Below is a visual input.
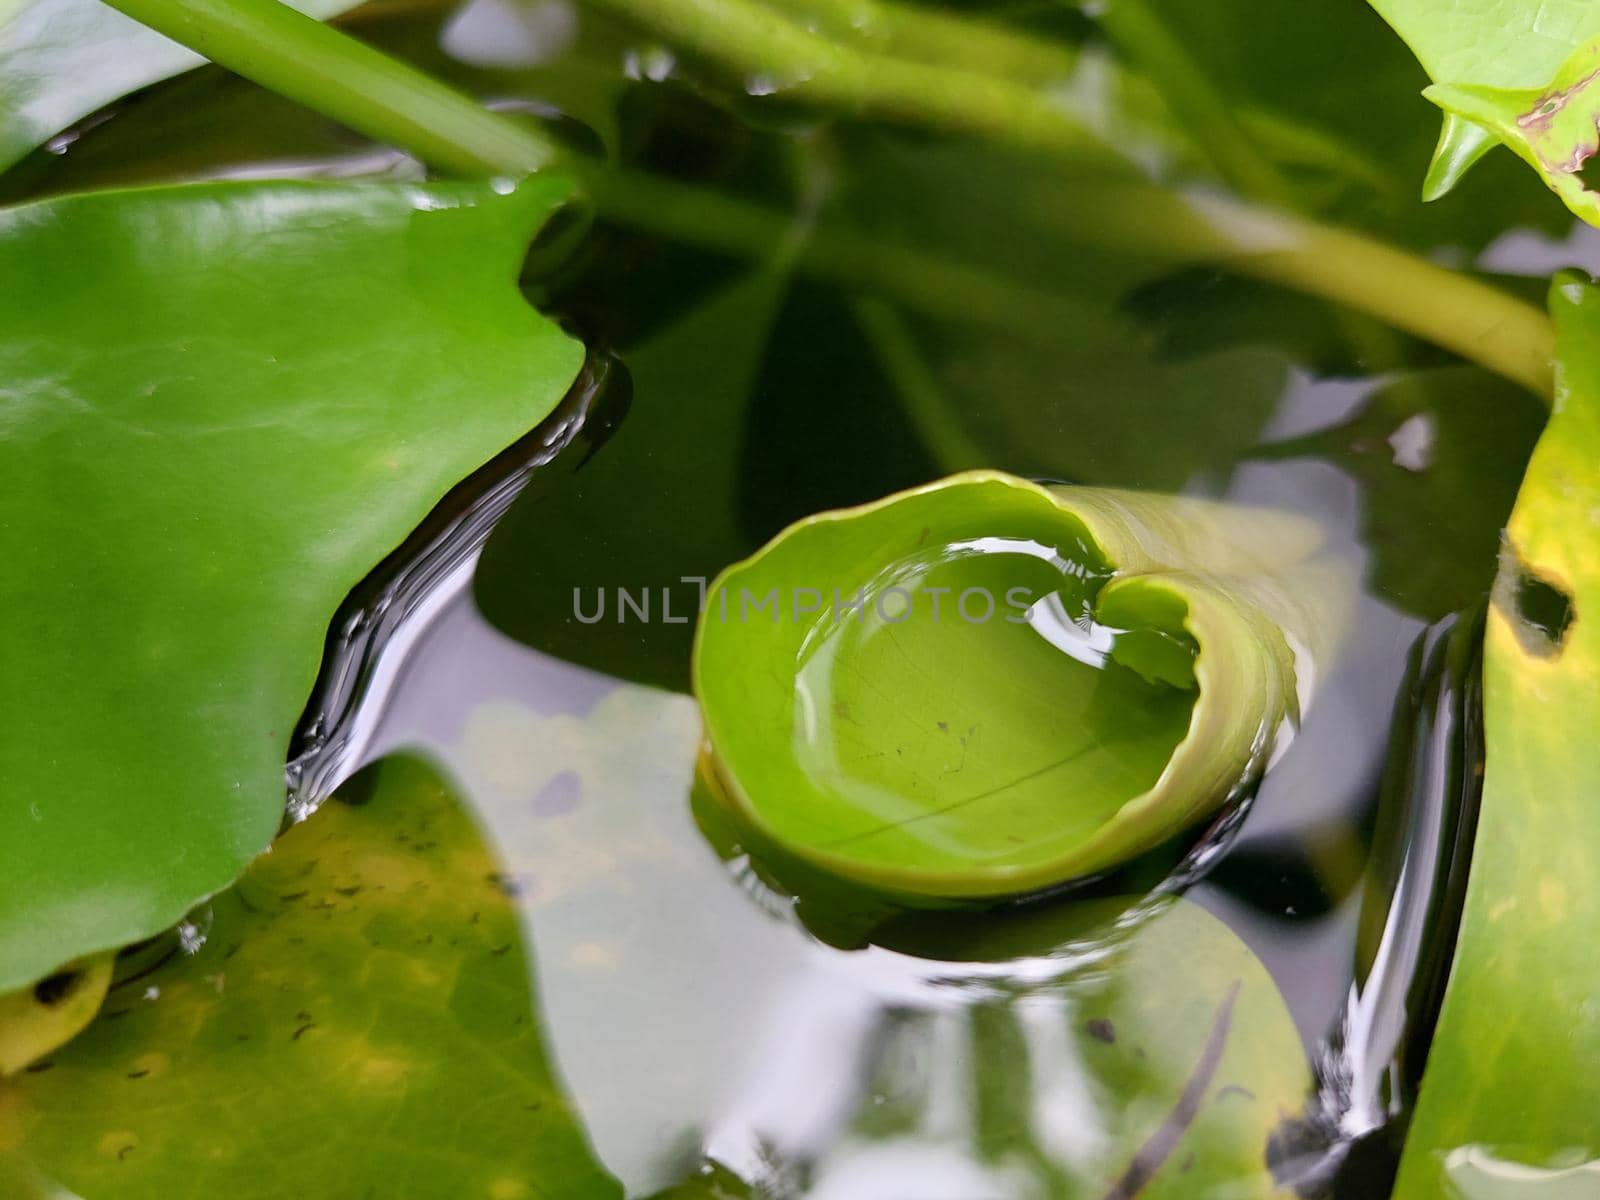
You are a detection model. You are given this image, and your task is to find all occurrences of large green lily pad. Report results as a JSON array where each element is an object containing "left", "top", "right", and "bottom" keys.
[
  {"left": 0, "top": 175, "right": 584, "bottom": 994},
  {"left": 1393, "top": 276, "right": 1600, "bottom": 1194},
  {"left": 694, "top": 471, "right": 1349, "bottom": 900},
  {"left": 0, "top": 754, "right": 622, "bottom": 1199}
]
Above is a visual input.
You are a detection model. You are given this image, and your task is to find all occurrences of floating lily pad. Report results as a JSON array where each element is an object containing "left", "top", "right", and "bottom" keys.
[
  {"left": 0, "top": 755, "right": 622, "bottom": 1199},
  {"left": 1393, "top": 277, "right": 1600, "bottom": 1193},
  {"left": 0, "top": 175, "right": 584, "bottom": 993},
  {"left": 693, "top": 471, "right": 1349, "bottom": 900}
]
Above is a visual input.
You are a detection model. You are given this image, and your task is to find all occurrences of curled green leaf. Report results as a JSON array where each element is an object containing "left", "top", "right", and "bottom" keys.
[
  {"left": 1420, "top": 112, "right": 1498, "bottom": 201},
  {"left": 692, "top": 470, "right": 1348, "bottom": 901}
]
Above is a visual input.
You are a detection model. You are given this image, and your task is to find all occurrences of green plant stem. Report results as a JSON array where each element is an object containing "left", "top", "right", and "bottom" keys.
[
  {"left": 98, "top": 0, "right": 1556, "bottom": 399},
  {"left": 578, "top": 0, "right": 1119, "bottom": 164},
  {"left": 98, "top": 0, "right": 559, "bottom": 177},
  {"left": 577, "top": 163, "right": 1122, "bottom": 342},
  {"left": 1088, "top": 0, "right": 1290, "bottom": 206},
  {"left": 761, "top": 0, "right": 1078, "bottom": 85},
  {"left": 1066, "top": 185, "right": 1556, "bottom": 398},
  {"left": 591, "top": 161, "right": 1554, "bottom": 398}
]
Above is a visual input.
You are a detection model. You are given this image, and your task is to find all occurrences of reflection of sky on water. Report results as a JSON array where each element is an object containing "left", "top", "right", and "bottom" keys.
[{"left": 1196, "top": 370, "right": 1422, "bottom": 1047}]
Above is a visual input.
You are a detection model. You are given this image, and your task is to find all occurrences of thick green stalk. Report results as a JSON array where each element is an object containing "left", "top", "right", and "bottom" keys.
[
  {"left": 596, "top": 166, "right": 1554, "bottom": 397},
  {"left": 98, "top": 0, "right": 558, "bottom": 177},
  {"left": 577, "top": 0, "right": 1119, "bottom": 164},
  {"left": 577, "top": 164, "right": 1122, "bottom": 342},
  {"left": 1056, "top": 184, "right": 1557, "bottom": 398},
  {"left": 762, "top": 0, "right": 1078, "bottom": 85}
]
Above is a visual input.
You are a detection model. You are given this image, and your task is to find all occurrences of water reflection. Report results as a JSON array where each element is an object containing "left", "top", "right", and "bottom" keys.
[
  {"left": 1444, "top": 1148, "right": 1600, "bottom": 1200},
  {"left": 341, "top": 570, "right": 1305, "bottom": 1197}
]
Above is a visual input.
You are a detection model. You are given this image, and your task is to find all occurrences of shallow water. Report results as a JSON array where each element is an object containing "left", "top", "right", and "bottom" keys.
[
  {"left": 2, "top": 0, "right": 1550, "bottom": 1192},
  {"left": 248, "top": 362, "right": 1433, "bottom": 1197}
]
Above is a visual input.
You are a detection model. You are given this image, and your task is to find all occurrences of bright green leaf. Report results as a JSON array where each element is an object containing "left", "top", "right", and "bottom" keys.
[
  {"left": 0, "top": 755, "right": 623, "bottom": 1199},
  {"left": 1367, "top": 0, "right": 1600, "bottom": 198},
  {"left": 1426, "top": 36, "right": 1600, "bottom": 228},
  {"left": 1420, "top": 112, "right": 1497, "bottom": 201},
  {"left": 0, "top": 0, "right": 361, "bottom": 174},
  {"left": 1393, "top": 275, "right": 1600, "bottom": 1195},
  {"left": 0, "top": 176, "right": 585, "bottom": 994},
  {"left": 694, "top": 471, "right": 1350, "bottom": 900}
]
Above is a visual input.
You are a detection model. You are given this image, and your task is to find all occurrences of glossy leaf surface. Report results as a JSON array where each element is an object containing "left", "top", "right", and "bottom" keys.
[
  {"left": 694, "top": 471, "right": 1348, "bottom": 899},
  {"left": 0, "top": 755, "right": 622, "bottom": 1199},
  {"left": 1394, "top": 276, "right": 1600, "bottom": 1195},
  {"left": 0, "top": 176, "right": 584, "bottom": 993},
  {"left": 0, "top": 0, "right": 359, "bottom": 173}
]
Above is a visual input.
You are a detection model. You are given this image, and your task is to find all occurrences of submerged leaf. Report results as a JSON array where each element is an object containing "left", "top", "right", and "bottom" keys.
[
  {"left": 0, "top": 176, "right": 585, "bottom": 993},
  {"left": 0, "top": 755, "right": 622, "bottom": 1199},
  {"left": 1366, "top": 0, "right": 1600, "bottom": 199},
  {"left": 1393, "top": 275, "right": 1600, "bottom": 1194},
  {"left": 435, "top": 676, "right": 1310, "bottom": 1198},
  {"left": 1258, "top": 367, "right": 1546, "bottom": 620},
  {"left": 849, "top": 897, "right": 1311, "bottom": 1199},
  {"left": 0, "top": 0, "right": 359, "bottom": 173},
  {"left": 477, "top": 266, "right": 790, "bottom": 693},
  {"left": 693, "top": 471, "right": 1349, "bottom": 900}
]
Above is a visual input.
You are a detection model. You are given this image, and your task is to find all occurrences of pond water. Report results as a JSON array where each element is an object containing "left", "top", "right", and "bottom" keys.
[
  {"left": 2, "top": 0, "right": 1570, "bottom": 1194},
  {"left": 283, "top": 361, "right": 1436, "bottom": 1198}
]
